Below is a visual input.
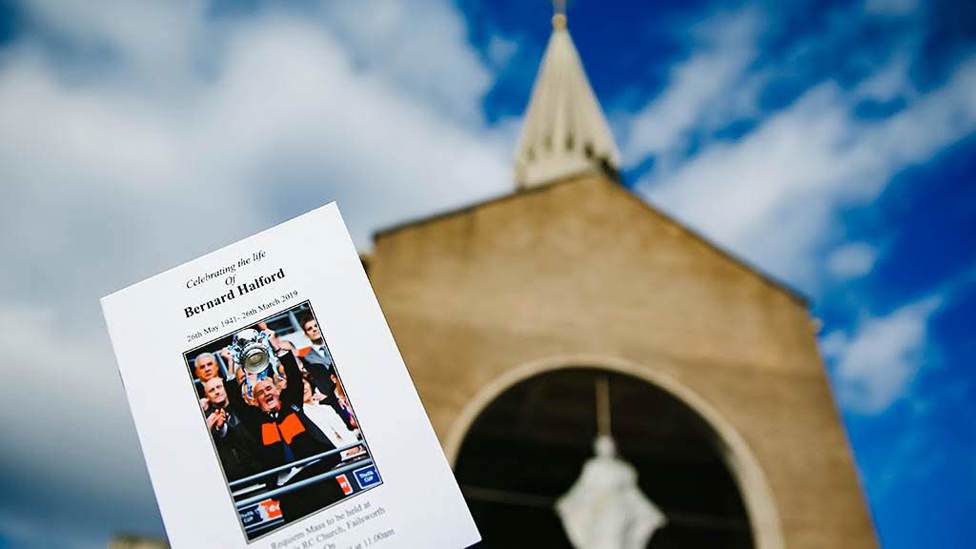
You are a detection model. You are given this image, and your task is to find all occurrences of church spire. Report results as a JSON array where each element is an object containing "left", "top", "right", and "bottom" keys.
[{"left": 514, "top": 4, "right": 620, "bottom": 190}]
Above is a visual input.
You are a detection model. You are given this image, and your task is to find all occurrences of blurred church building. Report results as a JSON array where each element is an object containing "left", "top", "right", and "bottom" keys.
[{"left": 366, "top": 9, "right": 877, "bottom": 549}]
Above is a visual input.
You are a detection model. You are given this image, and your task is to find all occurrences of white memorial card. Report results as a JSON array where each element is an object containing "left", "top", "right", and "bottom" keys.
[{"left": 101, "top": 203, "right": 480, "bottom": 549}]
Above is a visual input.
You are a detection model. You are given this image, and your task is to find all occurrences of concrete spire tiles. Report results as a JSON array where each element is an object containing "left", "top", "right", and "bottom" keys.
[{"left": 514, "top": 14, "right": 620, "bottom": 190}]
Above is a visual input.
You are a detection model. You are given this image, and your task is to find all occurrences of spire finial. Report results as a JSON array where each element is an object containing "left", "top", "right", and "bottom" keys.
[{"left": 552, "top": 0, "right": 567, "bottom": 30}]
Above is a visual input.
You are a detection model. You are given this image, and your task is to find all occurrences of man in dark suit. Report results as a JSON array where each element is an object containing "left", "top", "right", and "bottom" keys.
[
  {"left": 298, "top": 316, "right": 357, "bottom": 431},
  {"left": 299, "top": 317, "right": 334, "bottom": 375},
  {"left": 202, "top": 377, "right": 262, "bottom": 481}
]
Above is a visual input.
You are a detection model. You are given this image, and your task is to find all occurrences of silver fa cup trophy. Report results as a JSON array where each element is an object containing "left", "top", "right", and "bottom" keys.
[{"left": 228, "top": 328, "right": 277, "bottom": 377}]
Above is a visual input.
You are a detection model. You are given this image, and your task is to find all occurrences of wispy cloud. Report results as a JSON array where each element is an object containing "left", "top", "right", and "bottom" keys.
[
  {"left": 821, "top": 296, "right": 942, "bottom": 413},
  {"left": 623, "top": 8, "right": 762, "bottom": 165},
  {"left": 864, "top": 0, "right": 921, "bottom": 17},
  {"left": 827, "top": 242, "right": 879, "bottom": 280},
  {"left": 627, "top": 20, "right": 976, "bottom": 289},
  {"left": 314, "top": 0, "right": 496, "bottom": 125}
]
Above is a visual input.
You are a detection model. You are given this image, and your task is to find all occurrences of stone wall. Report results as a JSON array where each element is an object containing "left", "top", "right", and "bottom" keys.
[{"left": 368, "top": 174, "right": 876, "bottom": 548}]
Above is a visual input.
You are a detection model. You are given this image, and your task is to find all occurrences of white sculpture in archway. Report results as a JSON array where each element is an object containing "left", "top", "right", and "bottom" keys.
[
  {"left": 555, "top": 378, "right": 666, "bottom": 549},
  {"left": 445, "top": 356, "right": 784, "bottom": 549}
]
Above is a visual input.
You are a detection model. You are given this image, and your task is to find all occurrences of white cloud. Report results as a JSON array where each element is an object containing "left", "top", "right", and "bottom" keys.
[
  {"left": 827, "top": 242, "right": 879, "bottom": 279},
  {"left": 855, "top": 51, "right": 915, "bottom": 102},
  {"left": 0, "top": 306, "right": 162, "bottom": 544},
  {"left": 15, "top": 0, "right": 208, "bottom": 90},
  {"left": 822, "top": 296, "right": 942, "bottom": 413},
  {"left": 0, "top": 0, "right": 511, "bottom": 543},
  {"left": 623, "top": 9, "right": 762, "bottom": 164},
  {"left": 633, "top": 53, "right": 976, "bottom": 288},
  {"left": 314, "top": 0, "right": 495, "bottom": 125},
  {"left": 864, "top": 0, "right": 921, "bottom": 17},
  {"left": 487, "top": 35, "right": 519, "bottom": 69}
]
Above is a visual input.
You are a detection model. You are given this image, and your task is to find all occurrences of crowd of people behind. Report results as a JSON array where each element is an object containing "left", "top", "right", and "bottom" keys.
[{"left": 191, "top": 315, "right": 365, "bottom": 525}]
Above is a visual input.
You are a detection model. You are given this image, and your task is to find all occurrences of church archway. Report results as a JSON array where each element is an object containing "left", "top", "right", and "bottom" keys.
[{"left": 447, "top": 357, "right": 783, "bottom": 549}]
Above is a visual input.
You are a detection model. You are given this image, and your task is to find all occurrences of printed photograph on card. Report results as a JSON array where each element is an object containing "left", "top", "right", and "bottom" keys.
[
  {"left": 184, "top": 300, "right": 381, "bottom": 542},
  {"left": 101, "top": 203, "right": 479, "bottom": 548}
]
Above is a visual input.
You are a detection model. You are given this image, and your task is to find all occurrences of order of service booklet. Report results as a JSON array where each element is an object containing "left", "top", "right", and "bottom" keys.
[{"left": 101, "top": 203, "right": 480, "bottom": 549}]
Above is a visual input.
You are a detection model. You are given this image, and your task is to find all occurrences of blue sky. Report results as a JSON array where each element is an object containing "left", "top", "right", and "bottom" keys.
[{"left": 0, "top": 0, "right": 973, "bottom": 547}]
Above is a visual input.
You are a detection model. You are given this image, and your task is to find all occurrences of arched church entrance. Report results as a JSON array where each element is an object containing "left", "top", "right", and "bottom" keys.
[{"left": 452, "top": 365, "right": 766, "bottom": 548}]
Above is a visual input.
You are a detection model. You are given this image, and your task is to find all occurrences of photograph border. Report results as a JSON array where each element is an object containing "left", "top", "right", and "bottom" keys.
[{"left": 181, "top": 299, "right": 382, "bottom": 544}]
